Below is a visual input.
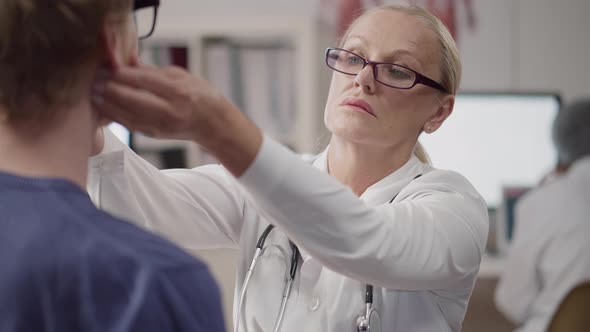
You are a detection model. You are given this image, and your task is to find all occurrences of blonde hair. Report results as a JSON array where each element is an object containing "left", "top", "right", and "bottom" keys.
[
  {"left": 0, "top": 0, "right": 132, "bottom": 122},
  {"left": 339, "top": 4, "right": 462, "bottom": 164}
]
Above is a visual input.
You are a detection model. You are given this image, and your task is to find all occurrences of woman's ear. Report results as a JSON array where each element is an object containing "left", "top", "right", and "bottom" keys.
[{"left": 423, "top": 94, "right": 454, "bottom": 133}]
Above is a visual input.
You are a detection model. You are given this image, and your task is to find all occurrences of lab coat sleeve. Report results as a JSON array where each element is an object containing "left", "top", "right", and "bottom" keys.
[
  {"left": 494, "top": 196, "right": 542, "bottom": 324},
  {"left": 495, "top": 190, "right": 590, "bottom": 325},
  {"left": 535, "top": 227, "right": 590, "bottom": 316},
  {"left": 239, "top": 137, "right": 489, "bottom": 290},
  {"left": 87, "top": 129, "right": 244, "bottom": 250}
]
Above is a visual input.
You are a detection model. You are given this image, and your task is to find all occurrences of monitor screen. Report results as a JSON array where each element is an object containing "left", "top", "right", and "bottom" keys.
[
  {"left": 420, "top": 93, "right": 560, "bottom": 207},
  {"left": 107, "top": 122, "right": 131, "bottom": 147}
]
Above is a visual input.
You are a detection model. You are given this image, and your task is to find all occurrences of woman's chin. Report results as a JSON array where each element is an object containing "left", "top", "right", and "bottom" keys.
[{"left": 330, "top": 128, "right": 379, "bottom": 146}]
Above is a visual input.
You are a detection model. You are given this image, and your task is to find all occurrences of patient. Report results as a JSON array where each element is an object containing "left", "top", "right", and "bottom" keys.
[{"left": 0, "top": 1, "right": 224, "bottom": 330}]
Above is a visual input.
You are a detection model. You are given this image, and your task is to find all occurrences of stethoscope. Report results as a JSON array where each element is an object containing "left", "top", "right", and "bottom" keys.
[
  {"left": 235, "top": 224, "right": 379, "bottom": 332},
  {"left": 235, "top": 224, "right": 299, "bottom": 332},
  {"left": 235, "top": 174, "right": 422, "bottom": 332}
]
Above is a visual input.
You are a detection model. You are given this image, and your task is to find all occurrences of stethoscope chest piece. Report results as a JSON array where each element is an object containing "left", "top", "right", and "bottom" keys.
[
  {"left": 356, "top": 306, "right": 381, "bottom": 332},
  {"left": 356, "top": 284, "right": 381, "bottom": 332}
]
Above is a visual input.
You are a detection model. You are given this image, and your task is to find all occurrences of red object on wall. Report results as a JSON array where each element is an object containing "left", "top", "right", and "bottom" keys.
[
  {"left": 169, "top": 47, "right": 188, "bottom": 69},
  {"left": 427, "top": 0, "right": 457, "bottom": 37},
  {"left": 418, "top": 0, "right": 477, "bottom": 45},
  {"left": 336, "top": 0, "right": 383, "bottom": 37},
  {"left": 328, "top": 0, "right": 476, "bottom": 45}
]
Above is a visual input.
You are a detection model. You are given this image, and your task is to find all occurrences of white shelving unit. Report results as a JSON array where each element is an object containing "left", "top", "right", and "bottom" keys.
[{"left": 135, "top": 16, "right": 331, "bottom": 167}]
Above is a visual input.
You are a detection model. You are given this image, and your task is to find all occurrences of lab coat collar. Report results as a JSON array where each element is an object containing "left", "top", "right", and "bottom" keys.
[
  {"left": 311, "top": 146, "right": 427, "bottom": 204},
  {"left": 311, "top": 147, "right": 329, "bottom": 172}
]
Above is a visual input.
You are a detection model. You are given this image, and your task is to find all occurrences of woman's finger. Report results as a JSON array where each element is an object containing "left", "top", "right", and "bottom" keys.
[
  {"left": 94, "top": 97, "right": 165, "bottom": 138},
  {"left": 162, "top": 65, "right": 190, "bottom": 79},
  {"left": 92, "top": 94, "right": 140, "bottom": 131},
  {"left": 93, "top": 80, "right": 170, "bottom": 128},
  {"left": 111, "top": 65, "right": 183, "bottom": 100}
]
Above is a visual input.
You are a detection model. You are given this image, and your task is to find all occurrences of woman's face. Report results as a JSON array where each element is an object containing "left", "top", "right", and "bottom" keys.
[{"left": 324, "top": 10, "right": 449, "bottom": 149}]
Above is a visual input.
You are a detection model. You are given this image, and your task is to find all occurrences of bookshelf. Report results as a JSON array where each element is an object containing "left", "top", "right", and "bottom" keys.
[{"left": 134, "top": 16, "right": 331, "bottom": 167}]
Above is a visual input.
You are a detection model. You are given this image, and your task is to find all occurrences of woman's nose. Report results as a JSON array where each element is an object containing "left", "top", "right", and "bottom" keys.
[{"left": 353, "top": 64, "right": 376, "bottom": 94}]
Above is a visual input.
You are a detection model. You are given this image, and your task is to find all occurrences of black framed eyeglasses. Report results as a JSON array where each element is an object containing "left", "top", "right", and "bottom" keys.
[
  {"left": 133, "top": 0, "right": 160, "bottom": 40},
  {"left": 325, "top": 48, "right": 447, "bottom": 93}
]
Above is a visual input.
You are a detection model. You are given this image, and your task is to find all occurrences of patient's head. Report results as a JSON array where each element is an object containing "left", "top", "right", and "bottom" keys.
[
  {"left": 0, "top": 0, "right": 136, "bottom": 124},
  {"left": 553, "top": 98, "right": 590, "bottom": 166}
]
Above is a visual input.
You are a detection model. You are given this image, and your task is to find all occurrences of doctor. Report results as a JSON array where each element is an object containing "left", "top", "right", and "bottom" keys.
[{"left": 90, "top": 4, "right": 488, "bottom": 332}]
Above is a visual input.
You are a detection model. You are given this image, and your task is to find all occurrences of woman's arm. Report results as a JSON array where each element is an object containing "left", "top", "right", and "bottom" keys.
[
  {"left": 238, "top": 137, "right": 489, "bottom": 290},
  {"left": 92, "top": 65, "right": 488, "bottom": 288},
  {"left": 88, "top": 128, "right": 245, "bottom": 250}
]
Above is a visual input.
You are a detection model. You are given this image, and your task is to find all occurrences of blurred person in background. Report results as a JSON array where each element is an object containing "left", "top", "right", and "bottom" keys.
[
  {"left": 495, "top": 98, "right": 590, "bottom": 332},
  {"left": 0, "top": 0, "right": 225, "bottom": 331}
]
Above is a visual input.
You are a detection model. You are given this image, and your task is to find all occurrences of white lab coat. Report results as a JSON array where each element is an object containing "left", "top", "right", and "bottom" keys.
[
  {"left": 495, "top": 156, "right": 590, "bottom": 332},
  {"left": 88, "top": 130, "right": 488, "bottom": 332}
]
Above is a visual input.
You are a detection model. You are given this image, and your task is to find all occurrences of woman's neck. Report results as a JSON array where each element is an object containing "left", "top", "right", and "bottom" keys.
[
  {"left": 327, "top": 136, "right": 415, "bottom": 196},
  {"left": 0, "top": 99, "right": 96, "bottom": 189}
]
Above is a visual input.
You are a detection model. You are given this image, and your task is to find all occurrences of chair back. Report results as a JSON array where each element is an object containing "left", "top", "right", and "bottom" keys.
[{"left": 547, "top": 281, "right": 590, "bottom": 332}]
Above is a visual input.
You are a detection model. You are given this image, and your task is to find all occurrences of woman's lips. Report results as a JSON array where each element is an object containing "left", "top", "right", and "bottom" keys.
[{"left": 340, "top": 98, "right": 376, "bottom": 117}]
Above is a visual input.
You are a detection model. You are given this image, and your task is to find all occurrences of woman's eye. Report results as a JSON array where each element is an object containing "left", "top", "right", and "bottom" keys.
[
  {"left": 387, "top": 67, "right": 411, "bottom": 80},
  {"left": 346, "top": 55, "right": 363, "bottom": 65}
]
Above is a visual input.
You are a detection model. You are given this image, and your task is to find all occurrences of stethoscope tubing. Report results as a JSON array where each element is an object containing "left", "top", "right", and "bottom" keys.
[
  {"left": 235, "top": 225, "right": 276, "bottom": 332},
  {"left": 235, "top": 225, "right": 300, "bottom": 332},
  {"left": 236, "top": 173, "right": 422, "bottom": 332}
]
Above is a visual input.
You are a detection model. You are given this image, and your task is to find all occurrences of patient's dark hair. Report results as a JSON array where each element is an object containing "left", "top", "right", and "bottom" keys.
[{"left": 0, "top": 0, "right": 132, "bottom": 122}]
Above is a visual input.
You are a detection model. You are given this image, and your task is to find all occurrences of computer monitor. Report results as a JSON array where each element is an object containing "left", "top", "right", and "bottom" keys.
[
  {"left": 107, "top": 122, "right": 132, "bottom": 147},
  {"left": 420, "top": 92, "right": 561, "bottom": 208}
]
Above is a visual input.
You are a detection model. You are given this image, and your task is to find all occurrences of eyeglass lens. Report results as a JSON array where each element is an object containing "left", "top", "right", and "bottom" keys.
[{"left": 326, "top": 49, "right": 418, "bottom": 89}]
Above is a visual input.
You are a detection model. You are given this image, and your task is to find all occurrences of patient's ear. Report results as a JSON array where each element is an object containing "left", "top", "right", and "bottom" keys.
[
  {"left": 100, "top": 14, "right": 141, "bottom": 71},
  {"left": 99, "top": 15, "right": 126, "bottom": 71}
]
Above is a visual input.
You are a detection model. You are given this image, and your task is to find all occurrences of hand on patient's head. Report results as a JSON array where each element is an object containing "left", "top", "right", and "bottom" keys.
[{"left": 91, "top": 62, "right": 235, "bottom": 144}]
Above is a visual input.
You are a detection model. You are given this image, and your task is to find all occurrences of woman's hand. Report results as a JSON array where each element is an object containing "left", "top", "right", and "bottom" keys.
[
  {"left": 91, "top": 64, "right": 262, "bottom": 176},
  {"left": 93, "top": 64, "right": 226, "bottom": 142}
]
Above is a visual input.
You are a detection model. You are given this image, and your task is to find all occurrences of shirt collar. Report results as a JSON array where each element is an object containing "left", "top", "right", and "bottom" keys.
[
  {"left": 312, "top": 146, "right": 428, "bottom": 204},
  {"left": 0, "top": 170, "right": 85, "bottom": 194}
]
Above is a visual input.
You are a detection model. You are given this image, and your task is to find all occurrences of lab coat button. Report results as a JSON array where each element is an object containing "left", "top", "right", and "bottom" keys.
[{"left": 308, "top": 297, "right": 320, "bottom": 311}]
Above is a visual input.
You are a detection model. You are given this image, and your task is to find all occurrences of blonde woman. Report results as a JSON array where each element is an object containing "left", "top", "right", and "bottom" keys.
[{"left": 91, "top": 5, "right": 488, "bottom": 332}]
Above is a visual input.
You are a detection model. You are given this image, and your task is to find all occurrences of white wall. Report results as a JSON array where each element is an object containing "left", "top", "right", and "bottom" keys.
[
  {"left": 517, "top": 0, "right": 590, "bottom": 101},
  {"left": 459, "top": 0, "right": 516, "bottom": 90},
  {"left": 157, "top": 0, "right": 316, "bottom": 23},
  {"left": 459, "top": 0, "right": 590, "bottom": 101},
  {"left": 156, "top": 0, "right": 590, "bottom": 102}
]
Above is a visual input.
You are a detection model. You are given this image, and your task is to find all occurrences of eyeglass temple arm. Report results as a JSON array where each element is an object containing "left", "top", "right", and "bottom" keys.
[
  {"left": 137, "top": 5, "right": 159, "bottom": 40},
  {"left": 416, "top": 74, "right": 447, "bottom": 93},
  {"left": 134, "top": 0, "right": 160, "bottom": 10}
]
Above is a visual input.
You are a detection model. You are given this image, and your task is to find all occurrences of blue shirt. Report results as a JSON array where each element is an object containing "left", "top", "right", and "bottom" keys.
[{"left": 0, "top": 171, "right": 225, "bottom": 332}]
